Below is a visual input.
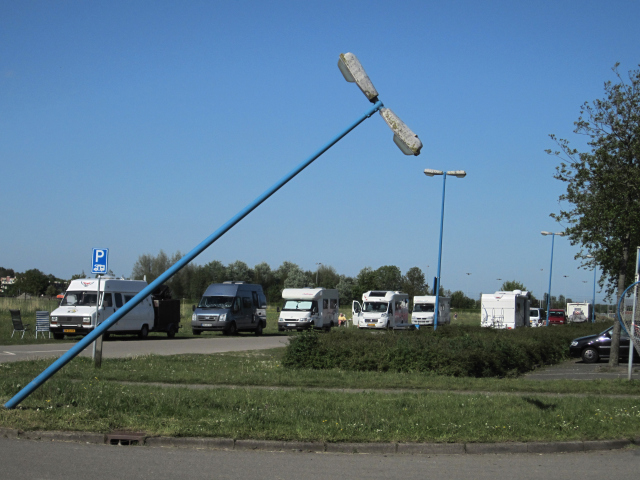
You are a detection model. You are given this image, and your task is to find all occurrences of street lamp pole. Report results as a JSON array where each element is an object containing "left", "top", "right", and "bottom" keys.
[
  {"left": 316, "top": 262, "right": 322, "bottom": 286},
  {"left": 541, "top": 231, "right": 565, "bottom": 326},
  {"left": 424, "top": 169, "right": 466, "bottom": 330},
  {"left": 586, "top": 255, "right": 597, "bottom": 323}
]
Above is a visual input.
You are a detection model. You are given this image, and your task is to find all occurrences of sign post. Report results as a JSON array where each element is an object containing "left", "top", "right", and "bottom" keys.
[{"left": 91, "top": 249, "right": 108, "bottom": 368}]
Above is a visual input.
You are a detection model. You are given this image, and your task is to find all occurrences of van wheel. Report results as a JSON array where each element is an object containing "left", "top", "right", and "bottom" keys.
[
  {"left": 227, "top": 321, "right": 238, "bottom": 336},
  {"left": 167, "top": 325, "right": 178, "bottom": 339},
  {"left": 192, "top": 329, "right": 201, "bottom": 335},
  {"left": 255, "top": 322, "right": 263, "bottom": 336},
  {"left": 139, "top": 324, "right": 149, "bottom": 339},
  {"left": 103, "top": 332, "right": 110, "bottom": 341}
]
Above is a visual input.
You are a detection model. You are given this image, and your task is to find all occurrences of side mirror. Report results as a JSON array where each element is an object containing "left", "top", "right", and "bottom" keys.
[
  {"left": 277, "top": 307, "right": 280, "bottom": 312},
  {"left": 192, "top": 305, "right": 196, "bottom": 312}
]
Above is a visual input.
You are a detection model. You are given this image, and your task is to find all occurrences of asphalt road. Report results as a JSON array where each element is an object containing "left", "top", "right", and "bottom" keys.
[
  {"left": 0, "top": 335, "right": 289, "bottom": 364},
  {"left": 2, "top": 437, "right": 639, "bottom": 480}
]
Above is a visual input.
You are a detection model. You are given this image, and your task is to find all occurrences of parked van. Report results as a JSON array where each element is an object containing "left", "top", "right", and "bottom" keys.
[
  {"left": 481, "top": 290, "right": 530, "bottom": 329},
  {"left": 278, "top": 288, "right": 339, "bottom": 331},
  {"left": 50, "top": 278, "right": 180, "bottom": 339},
  {"left": 192, "top": 282, "right": 267, "bottom": 335},
  {"left": 529, "top": 307, "right": 546, "bottom": 327},
  {"left": 411, "top": 295, "right": 450, "bottom": 326},
  {"left": 352, "top": 290, "right": 409, "bottom": 329}
]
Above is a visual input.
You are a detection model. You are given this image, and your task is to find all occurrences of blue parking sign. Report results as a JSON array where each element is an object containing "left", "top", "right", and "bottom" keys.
[{"left": 92, "top": 248, "right": 109, "bottom": 274}]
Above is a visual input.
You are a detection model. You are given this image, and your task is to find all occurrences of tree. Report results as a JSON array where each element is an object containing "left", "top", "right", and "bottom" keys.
[
  {"left": 500, "top": 280, "right": 527, "bottom": 292},
  {"left": 283, "top": 266, "right": 311, "bottom": 288},
  {"left": 401, "top": 267, "right": 427, "bottom": 302},
  {"left": 336, "top": 275, "right": 355, "bottom": 305},
  {"left": 375, "top": 265, "right": 402, "bottom": 291},
  {"left": 450, "top": 290, "right": 475, "bottom": 309},
  {"left": 352, "top": 267, "right": 377, "bottom": 300},
  {"left": 547, "top": 64, "right": 640, "bottom": 365},
  {"left": 316, "top": 264, "right": 340, "bottom": 289},
  {"left": 12, "top": 269, "right": 50, "bottom": 296}
]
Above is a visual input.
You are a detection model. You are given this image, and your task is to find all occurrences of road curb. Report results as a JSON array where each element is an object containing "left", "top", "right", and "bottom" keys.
[{"left": 2, "top": 427, "right": 637, "bottom": 455}]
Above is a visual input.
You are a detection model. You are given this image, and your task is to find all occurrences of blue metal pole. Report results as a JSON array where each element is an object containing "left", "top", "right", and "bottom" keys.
[
  {"left": 545, "top": 234, "right": 555, "bottom": 327},
  {"left": 592, "top": 263, "right": 597, "bottom": 323},
  {"left": 434, "top": 172, "right": 447, "bottom": 331},
  {"left": 5, "top": 100, "right": 384, "bottom": 409}
]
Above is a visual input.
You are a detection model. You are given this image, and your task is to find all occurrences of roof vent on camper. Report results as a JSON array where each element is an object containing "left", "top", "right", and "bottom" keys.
[
  {"left": 370, "top": 291, "right": 387, "bottom": 297},
  {"left": 223, "top": 281, "right": 246, "bottom": 284}
]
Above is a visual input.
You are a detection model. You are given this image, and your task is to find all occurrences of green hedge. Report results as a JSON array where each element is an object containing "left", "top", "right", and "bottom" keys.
[{"left": 282, "top": 323, "right": 611, "bottom": 378}]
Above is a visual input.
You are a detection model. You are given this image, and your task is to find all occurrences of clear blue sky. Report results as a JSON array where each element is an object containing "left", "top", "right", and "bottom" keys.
[{"left": 2, "top": 0, "right": 639, "bottom": 303}]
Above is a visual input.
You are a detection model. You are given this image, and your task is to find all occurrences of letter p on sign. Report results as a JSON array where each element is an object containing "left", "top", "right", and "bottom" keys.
[{"left": 92, "top": 248, "right": 109, "bottom": 274}]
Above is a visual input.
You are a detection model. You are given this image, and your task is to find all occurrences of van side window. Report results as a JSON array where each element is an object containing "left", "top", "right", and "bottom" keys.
[
  {"left": 259, "top": 294, "right": 267, "bottom": 307},
  {"left": 330, "top": 299, "right": 337, "bottom": 309},
  {"left": 323, "top": 299, "right": 329, "bottom": 309},
  {"left": 124, "top": 295, "right": 134, "bottom": 303},
  {"left": 114, "top": 293, "right": 124, "bottom": 308},
  {"left": 252, "top": 292, "right": 259, "bottom": 307},
  {"left": 243, "top": 297, "right": 252, "bottom": 309},
  {"left": 102, "top": 293, "right": 113, "bottom": 307}
]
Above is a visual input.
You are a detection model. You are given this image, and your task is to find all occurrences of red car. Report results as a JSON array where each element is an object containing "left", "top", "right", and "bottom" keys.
[{"left": 548, "top": 309, "right": 567, "bottom": 325}]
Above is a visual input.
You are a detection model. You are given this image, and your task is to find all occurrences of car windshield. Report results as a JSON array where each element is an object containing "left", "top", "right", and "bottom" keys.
[
  {"left": 413, "top": 304, "right": 434, "bottom": 312},
  {"left": 530, "top": 310, "right": 540, "bottom": 316},
  {"left": 282, "top": 300, "right": 314, "bottom": 311},
  {"left": 61, "top": 291, "right": 98, "bottom": 307},
  {"left": 363, "top": 302, "right": 389, "bottom": 313},
  {"left": 549, "top": 311, "right": 564, "bottom": 317},
  {"left": 198, "top": 296, "right": 234, "bottom": 308}
]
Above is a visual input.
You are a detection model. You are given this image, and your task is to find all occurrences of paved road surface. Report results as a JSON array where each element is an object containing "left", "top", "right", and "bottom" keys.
[
  {"left": 0, "top": 335, "right": 289, "bottom": 364},
  {"left": 524, "top": 358, "right": 640, "bottom": 380},
  {"left": 2, "top": 437, "right": 639, "bottom": 480}
]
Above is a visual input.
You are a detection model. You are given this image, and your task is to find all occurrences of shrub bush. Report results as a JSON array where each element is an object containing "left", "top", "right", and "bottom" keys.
[{"left": 282, "top": 323, "right": 611, "bottom": 377}]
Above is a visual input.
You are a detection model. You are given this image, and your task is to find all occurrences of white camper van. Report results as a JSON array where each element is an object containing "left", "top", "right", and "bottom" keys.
[
  {"left": 411, "top": 295, "right": 451, "bottom": 326},
  {"left": 481, "top": 290, "right": 530, "bottom": 329},
  {"left": 278, "top": 288, "right": 339, "bottom": 331},
  {"left": 567, "top": 302, "right": 592, "bottom": 323},
  {"left": 352, "top": 290, "right": 409, "bottom": 329},
  {"left": 49, "top": 278, "right": 178, "bottom": 339}
]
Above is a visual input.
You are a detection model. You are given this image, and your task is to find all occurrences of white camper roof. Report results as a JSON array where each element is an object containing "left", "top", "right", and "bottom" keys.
[
  {"left": 362, "top": 290, "right": 408, "bottom": 302},
  {"left": 413, "top": 295, "right": 449, "bottom": 303},
  {"left": 282, "top": 288, "right": 337, "bottom": 300},
  {"left": 67, "top": 278, "right": 148, "bottom": 293}
]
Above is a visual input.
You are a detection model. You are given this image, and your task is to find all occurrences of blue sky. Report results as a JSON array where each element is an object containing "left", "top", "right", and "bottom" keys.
[{"left": 2, "top": 0, "right": 639, "bottom": 303}]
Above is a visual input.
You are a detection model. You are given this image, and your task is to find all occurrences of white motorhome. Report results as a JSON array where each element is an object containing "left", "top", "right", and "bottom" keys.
[
  {"left": 352, "top": 290, "right": 409, "bottom": 329},
  {"left": 567, "top": 302, "right": 592, "bottom": 323},
  {"left": 481, "top": 290, "right": 530, "bottom": 329},
  {"left": 50, "top": 278, "right": 162, "bottom": 339},
  {"left": 411, "top": 295, "right": 450, "bottom": 326},
  {"left": 278, "top": 288, "right": 339, "bottom": 331}
]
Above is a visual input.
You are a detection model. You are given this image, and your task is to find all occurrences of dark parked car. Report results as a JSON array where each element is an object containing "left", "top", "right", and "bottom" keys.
[
  {"left": 569, "top": 326, "right": 638, "bottom": 363},
  {"left": 548, "top": 309, "right": 567, "bottom": 325}
]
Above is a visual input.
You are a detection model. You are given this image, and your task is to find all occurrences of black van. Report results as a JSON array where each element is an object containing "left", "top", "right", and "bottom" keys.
[{"left": 192, "top": 282, "right": 267, "bottom": 335}]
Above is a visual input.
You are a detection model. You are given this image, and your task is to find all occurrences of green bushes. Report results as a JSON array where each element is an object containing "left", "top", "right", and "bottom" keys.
[{"left": 282, "top": 323, "right": 611, "bottom": 378}]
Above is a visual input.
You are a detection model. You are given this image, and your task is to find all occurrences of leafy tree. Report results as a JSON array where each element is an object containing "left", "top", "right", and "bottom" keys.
[
  {"left": 12, "top": 269, "right": 50, "bottom": 296},
  {"left": 401, "top": 267, "right": 427, "bottom": 303},
  {"left": 336, "top": 275, "right": 355, "bottom": 305},
  {"left": 352, "top": 267, "right": 377, "bottom": 300},
  {"left": 45, "top": 284, "right": 59, "bottom": 297},
  {"left": 375, "top": 265, "right": 403, "bottom": 291},
  {"left": 283, "top": 266, "right": 311, "bottom": 288},
  {"left": 227, "top": 260, "right": 252, "bottom": 282},
  {"left": 500, "top": 280, "right": 528, "bottom": 292},
  {"left": 547, "top": 64, "right": 640, "bottom": 365},
  {"left": 131, "top": 250, "right": 170, "bottom": 283},
  {"left": 316, "top": 264, "right": 340, "bottom": 289},
  {"left": 70, "top": 271, "right": 86, "bottom": 280},
  {"left": 450, "top": 290, "right": 475, "bottom": 309},
  {"left": 0, "top": 267, "right": 15, "bottom": 277}
]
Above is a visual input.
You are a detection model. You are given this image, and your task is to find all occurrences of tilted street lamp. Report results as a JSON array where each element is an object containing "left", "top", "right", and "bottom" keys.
[
  {"left": 424, "top": 169, "right": 466, "bottom": 330},
  {"left": 6, "top": 53, "right": 423, "bottom": 409},
  {"left": 541, "top": 231, "right": 565, "bottom": 326}
]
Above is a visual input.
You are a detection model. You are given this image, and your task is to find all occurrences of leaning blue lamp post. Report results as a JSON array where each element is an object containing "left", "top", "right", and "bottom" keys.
[
  {"left": 541, "top": 231, "right": 565, "bottom": 326},
  {"left": 424, "top": 169, "right": 466, "bottom": 330},
  {"left": 5, "top": 53, "right": 423, "bottom": 409}
]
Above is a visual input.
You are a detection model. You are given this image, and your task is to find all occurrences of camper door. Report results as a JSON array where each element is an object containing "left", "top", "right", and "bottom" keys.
[{"left": 352, "top": 300, "right": 362, "bottom": 325}]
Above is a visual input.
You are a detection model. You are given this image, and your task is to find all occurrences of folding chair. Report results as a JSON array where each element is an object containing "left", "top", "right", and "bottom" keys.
[
  {"left": 35, "top": 311, "right": 51, "bottom": 339},
  {"left": 10, "top": 309, "right": 31, "bottom": 338}
]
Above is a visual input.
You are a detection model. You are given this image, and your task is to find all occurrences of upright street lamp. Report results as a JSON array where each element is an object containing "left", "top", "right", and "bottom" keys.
[
  {"left": 586, "top": 254, "right": 597, "bottom": 323},
  {"left": 541, "top": 231, "right": 565, "bottom": 326},
  {"left": 424, "top": 169, "right": 466, "bottom": 330},
  {"left": 315, "top": 262, "right": 322, "bottom": 286},
  {"left": 6, "top": 52, "right": 423, "bottom": 410}
]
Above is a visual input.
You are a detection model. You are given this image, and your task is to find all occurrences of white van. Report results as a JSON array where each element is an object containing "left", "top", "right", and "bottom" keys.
[
  {"left": 567, "top": 302, "right": 592, "bottom": 323},
  {"left": 411, "top": 295, "right": 450, "bottom": 326},
  {"left": 50, "top": 278, "right": 156, "bottom": 340},
  {"left": 481, "top": 290, "right": 530, "bottom": 329},
  {"left": 278, "top": 288, "right": 339, "bottom": 331},
  {"left": 352, "top": 290, "right": 409, "bottom": 329}
]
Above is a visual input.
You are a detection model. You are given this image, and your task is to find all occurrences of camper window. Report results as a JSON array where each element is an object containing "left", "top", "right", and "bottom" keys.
[
  {"left": 101, "top": 293, "right": 113, "bottom": 307},
  {"left": 114, "top": 293, "right": 124, "bottom": 308},
  {"left": 243, "top": 297, "right": 252, "bottom": 309},
  {"left": 323, "top": 299, "right": 329, "bottom": 309},
  {"left": 61, "top": 291, "right": 98, "bottom": 307},
  {"left": 363, "top": 302, "right": 388, "bottom": 313},
  {"left": 252, "top": 292, "right": 259, "bottom": 307},
  {"left": 283, "top": 300, "right": 316, "bottom": 311},
  {"left": 232, "top": 298, "right": 241, "bottom": 313},
  {"left": 330, "top": 299, "right": 338, "bottom": 309},
  {"left": 198, "top": 296, "right": 234, "bottom": 309}
]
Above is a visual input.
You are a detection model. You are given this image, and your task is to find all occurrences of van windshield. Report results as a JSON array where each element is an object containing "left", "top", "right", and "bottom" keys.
[
  {"left": 363, "top": 302, "right": 389, "bottom": 313},
  {"left": 283, "top": 300, "right": 315, "bottom": 311},
  {"left": 413, "top": 303, "right": 434, "bottom": 312},
  {"left": 61, "top": 291, "right": 98, "bottom": 307},
  {"left": 549, "top": 311, "right": 564, "bottom": 317},
  {"left": 198, "top": 296, "right": 234, "bottom": 309}
]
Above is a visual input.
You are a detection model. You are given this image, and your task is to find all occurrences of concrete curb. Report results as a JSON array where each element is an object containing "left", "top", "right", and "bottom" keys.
[{"left": 1, "top": 427, "right": 636, "bottom": 455}]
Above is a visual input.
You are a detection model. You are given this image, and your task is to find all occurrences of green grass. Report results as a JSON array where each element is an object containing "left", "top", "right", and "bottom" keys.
[{"left": 2, "top": 347, "right": 640, "bottom": 442}]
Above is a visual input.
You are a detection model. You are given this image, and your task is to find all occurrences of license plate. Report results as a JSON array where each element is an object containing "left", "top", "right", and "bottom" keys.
[
  {"left": 63, "top": 329, "right": 76, "bottom": 333},
  {"left": 367, "top": 323, "right": 375, "bottom": 327},
  {"left": 201, "top": 323, "right": 212, "bottom": 327},
  {"left": 287, "top": 323, "right": 296, "bottom": 327}
]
